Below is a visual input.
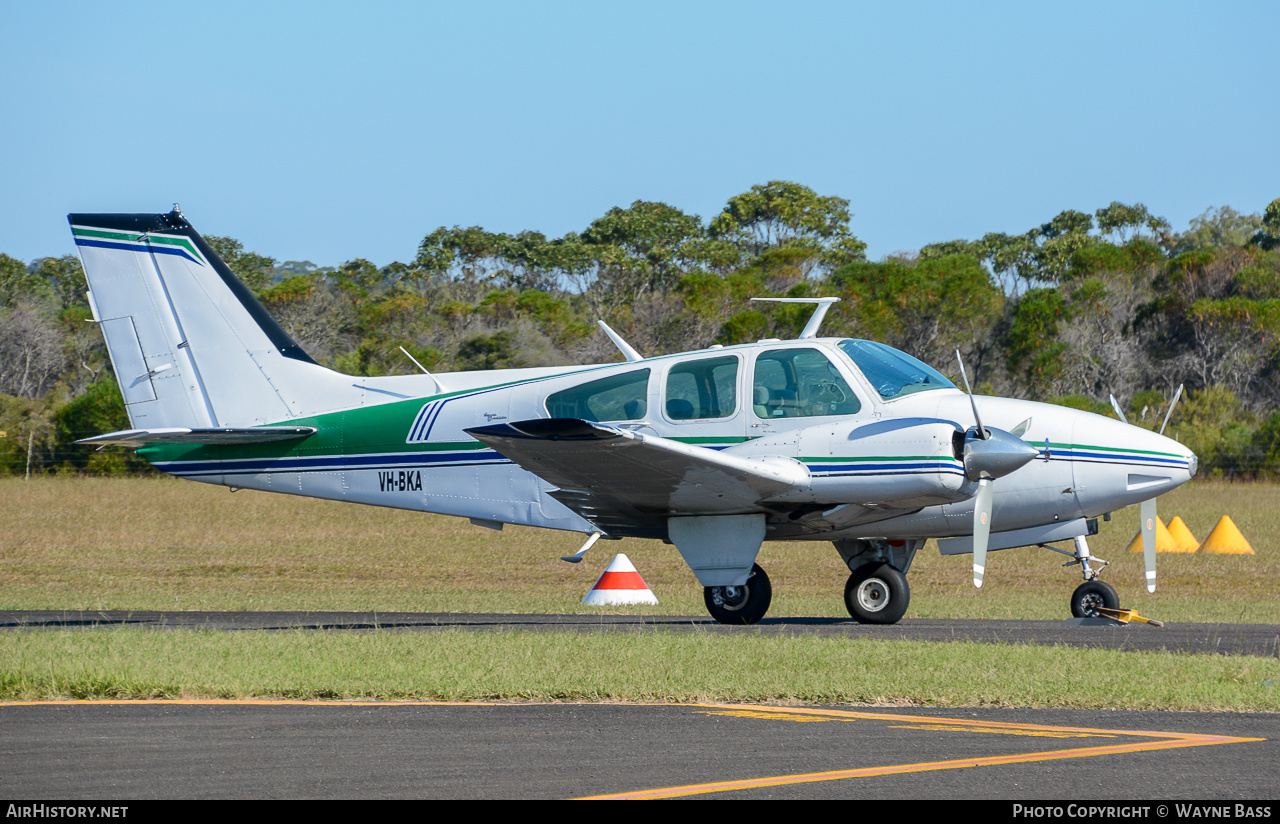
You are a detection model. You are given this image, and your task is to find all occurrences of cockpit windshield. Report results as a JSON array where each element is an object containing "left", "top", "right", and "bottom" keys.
[{"left": 836, "top": 340, "right": 956, "bottom": 400}]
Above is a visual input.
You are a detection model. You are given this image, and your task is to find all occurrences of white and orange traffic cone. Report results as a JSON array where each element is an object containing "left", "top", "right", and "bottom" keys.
[{"left": 581, "top": 554, "right": 658, "bottom": 605}]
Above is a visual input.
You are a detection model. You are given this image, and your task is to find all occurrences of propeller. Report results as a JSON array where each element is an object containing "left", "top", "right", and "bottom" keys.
[
  {"left": 1110, "top": 384, "right": 1183, "bottom": 594},
  {"left": 1158, "top": 384, "right": 1184, "bottom": 436},
  {"left": 955, "top": 351, "right": 1040, "bottom": 587},
  {"left": 1111, "top": 391, "right": 1155, "bottom": 591},
  {"left": 1109, "top": 394, "right": 1128, "bottom": 424},
  {"left": 1136, "top": 383, "right": 1181, "bottom": 593},
  {"left": 1140, "top": 499, "right": 1157, "bottom": 593}
]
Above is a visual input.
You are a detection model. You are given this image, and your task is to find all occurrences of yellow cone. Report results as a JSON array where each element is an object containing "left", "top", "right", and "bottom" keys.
[
  {"left": 1199, "top": 515, "right": 1255, "bottom": 555},
  {"left": 1126, "top": 517, "right": 1181, "bottom": 553},
  {"left": 1166, "top": 516, "right": 1201, "bottom": 553}
]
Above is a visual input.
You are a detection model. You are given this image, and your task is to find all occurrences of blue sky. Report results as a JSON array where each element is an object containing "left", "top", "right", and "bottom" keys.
[{"left": 3, "top": 1, "right": 1276, "bottom": 268}]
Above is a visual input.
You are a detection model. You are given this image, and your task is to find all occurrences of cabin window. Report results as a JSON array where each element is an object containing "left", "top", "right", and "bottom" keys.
[
  {"left": 664, "top": 356, "right": 738, "bottom": 420},
  {"left": 837, "top": 339, "right": 955, "bottom": 399},
  {"left": 752, "top": 348, "right": 861, "bottom": 418},
  {"left": 545, "top": 369, "right": 650, "bottom": 421}
]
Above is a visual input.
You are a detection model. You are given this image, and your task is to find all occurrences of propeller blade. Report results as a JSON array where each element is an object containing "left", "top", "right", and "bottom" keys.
[
  {"left": 1140, "top": 499, "right": 1157, "bottom": 593},
  {"left": 954, "top": 349, "right": 987, "bottom": 439},
  {"left": 1158, "top": 384, "right": 1184, "bottom": 436},
  {"left": 1109, "top": 394, "right": 1128, "bottom": 424},
  {"left": 972, "top": 479, "right": 994, "bottom": 588}
]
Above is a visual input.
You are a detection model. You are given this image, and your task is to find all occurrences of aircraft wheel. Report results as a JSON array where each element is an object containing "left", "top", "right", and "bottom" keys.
[
  {"left": 845, "top": 563, "right": 910, "bottom": 624},
  {"left": 704, "top": 564, "right": 772, "bottom": 625},
  {"left": 1070, "top": 580, "right": 1119, "bottom": 618}
]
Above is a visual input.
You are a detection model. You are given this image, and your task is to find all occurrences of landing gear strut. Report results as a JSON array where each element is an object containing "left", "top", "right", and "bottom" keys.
[
  {"left": 1048, "top": 535, "right": 1122, "bottom": 619},
  {"left": 704, "top": 563, "right": 772, "bottom": 625}
]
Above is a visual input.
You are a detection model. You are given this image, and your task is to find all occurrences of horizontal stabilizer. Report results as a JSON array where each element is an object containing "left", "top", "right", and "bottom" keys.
[{"left": 77, "top": 426, "right": 317, "bottom": 447}]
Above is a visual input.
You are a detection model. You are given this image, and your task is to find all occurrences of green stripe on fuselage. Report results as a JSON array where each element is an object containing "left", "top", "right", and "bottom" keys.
[
  {"left": 137, "top": 367, "right": 621, "bottom": 465},
  {"left": 801, "top": 455, "right": 946, "bottom": 464},
  {"left": 1040, "top": 440, "right": 1182, "bottom": 458}
]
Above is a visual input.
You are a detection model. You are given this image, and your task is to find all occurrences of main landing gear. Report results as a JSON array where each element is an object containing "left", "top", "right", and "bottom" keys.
[
  {"left": 844, "top": 563, "right": 910, "bottom": 624},
  {"left": 703, "top": 564, "right": 772, "bottom": 625},
  {"left": 834, "top": 538, "right": 921, "bottom": 625}
]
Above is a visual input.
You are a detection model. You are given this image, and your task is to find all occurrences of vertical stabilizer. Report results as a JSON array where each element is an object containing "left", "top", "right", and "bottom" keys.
[{"left": 69, "top": 209, "right": 361, "bottom": 429}]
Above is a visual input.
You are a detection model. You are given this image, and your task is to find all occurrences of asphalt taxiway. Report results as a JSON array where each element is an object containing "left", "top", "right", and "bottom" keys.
[
  {"left": 1, "top": 702, "right": 1276, "bottom": 799},
  {"left": 5, "top": 612, "right": 1277, "bottom": 799}
]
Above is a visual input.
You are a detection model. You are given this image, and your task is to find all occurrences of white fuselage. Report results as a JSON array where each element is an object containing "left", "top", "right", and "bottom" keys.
[{"left": 152, "top": 337, "right": 1194, "bottom": 545}]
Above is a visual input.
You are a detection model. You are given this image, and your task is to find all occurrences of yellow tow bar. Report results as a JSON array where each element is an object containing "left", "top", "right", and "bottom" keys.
[{"left": 1096, "top": 607, "right": 1164, "bottom": 627}]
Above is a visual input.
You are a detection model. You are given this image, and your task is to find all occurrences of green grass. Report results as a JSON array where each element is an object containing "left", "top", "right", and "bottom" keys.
[
  {"left": 3, "top": 628, "right": 1279, "bottom": 711},
  {"left": 2, "top": 476, "right": 1278, "bottom": 708},
  {"left": 1, "top": 476, "right": 1276, "bottom": 623}
]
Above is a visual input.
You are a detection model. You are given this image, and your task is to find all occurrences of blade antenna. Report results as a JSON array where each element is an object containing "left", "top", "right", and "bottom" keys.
[
  {"left": 597, "top": 321, "right": 644, "bottom": 362},
  {"left": 561, "top": 531, "right": 603, "bottom": 563},
  {"left": 750, "top": 297, "right": 840, "bottom": 339},
  {"left": 399, "top": 346, "right": 446, "bottom": 392}
]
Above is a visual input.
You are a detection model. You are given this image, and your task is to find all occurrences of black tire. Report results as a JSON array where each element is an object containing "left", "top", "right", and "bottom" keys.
[
  {"left": 844, "top": 563, "right": 910, "bottom": 624},
  {"left": 1071, "top": 580, "right": 1120, "bottom": 618},
  {"left": 704, "top": 564, "right": 772, "bottom": 625}
]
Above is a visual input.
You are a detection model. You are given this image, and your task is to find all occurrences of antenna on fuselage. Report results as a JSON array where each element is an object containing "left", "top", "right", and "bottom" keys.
[
  {"left": 399, "top": 346, "right": 446, "bottom": 392},
  {"left": 597, "top": 320, "right": 644, "bottom": 362},
  {"left": 750, "top": 297, "right": 840, "bottom": 339}
]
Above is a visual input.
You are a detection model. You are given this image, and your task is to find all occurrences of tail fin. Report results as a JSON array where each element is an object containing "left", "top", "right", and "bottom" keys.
[{"left": 69, "top": 208, "right": 364, "bottom": 429}]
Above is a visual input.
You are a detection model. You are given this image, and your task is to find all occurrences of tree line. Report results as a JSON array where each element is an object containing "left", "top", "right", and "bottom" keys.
[{"left": 3, "top": 181, "right": 1280, "bottom": 478}]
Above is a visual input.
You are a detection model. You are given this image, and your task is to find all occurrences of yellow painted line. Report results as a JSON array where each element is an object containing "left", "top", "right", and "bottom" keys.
[
  {"left": 886, "top": 724, "right": 1116, "bottom": 739},
  {"left": 697, "top": 709, "right": 834, "bottom": 723},
  {"left": 581, "top": 704, "right": 1265, "bottom": 800}
]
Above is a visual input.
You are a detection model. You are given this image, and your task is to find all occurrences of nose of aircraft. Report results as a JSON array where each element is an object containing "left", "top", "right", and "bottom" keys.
[
  {"left": 1068, "top": 409, "right": 1197, "bottom": 512},
  {"left": 1132, "top": 422, "right": 1197, "bottom": 482}
]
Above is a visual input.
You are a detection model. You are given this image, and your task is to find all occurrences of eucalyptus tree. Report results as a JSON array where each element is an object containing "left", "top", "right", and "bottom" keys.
[{"left": 709, "top": 180, "right": 866, "bottom": 278}]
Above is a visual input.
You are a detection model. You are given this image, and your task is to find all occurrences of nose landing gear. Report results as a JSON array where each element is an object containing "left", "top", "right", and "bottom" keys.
[
  {"left": 1070, "top": 579, "right": 1120, "bottom": 618},
  {"left": 1049, "top": 535, "right": 1123, "bottom": 619}
]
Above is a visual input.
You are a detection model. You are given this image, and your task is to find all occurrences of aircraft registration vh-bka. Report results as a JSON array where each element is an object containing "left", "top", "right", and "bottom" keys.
[{"left": 69, "top": 209, "right": 1197, "bottom": 625}]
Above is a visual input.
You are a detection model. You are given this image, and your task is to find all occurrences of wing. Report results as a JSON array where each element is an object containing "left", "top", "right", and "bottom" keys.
[{"left": 465, "top": 418, "right": 808, "bottom": 538}]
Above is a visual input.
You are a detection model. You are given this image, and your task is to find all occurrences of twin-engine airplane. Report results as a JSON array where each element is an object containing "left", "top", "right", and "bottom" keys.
[{"left": 69, "top": 209, "right": 1197, "bottom": 624}]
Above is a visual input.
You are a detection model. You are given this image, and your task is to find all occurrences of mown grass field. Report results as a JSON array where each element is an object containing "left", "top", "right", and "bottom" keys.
[
  {"left": 4, "top": 629, "right": 1279, "bottom": 711},
  {"left": 1, "top": 476, "right": 1277, "bottom": 708},
  {"left": 1, "top": 476, "right": 1275, "bottom": 621}
]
